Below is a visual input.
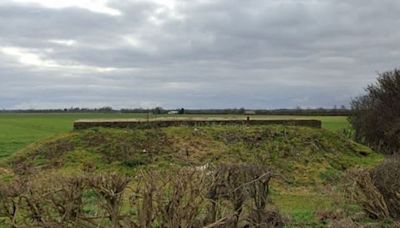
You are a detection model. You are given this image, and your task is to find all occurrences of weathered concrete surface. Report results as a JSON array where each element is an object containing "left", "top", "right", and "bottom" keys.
[{"left": 73, "top": 119, "right": 322, "bottom": 130}]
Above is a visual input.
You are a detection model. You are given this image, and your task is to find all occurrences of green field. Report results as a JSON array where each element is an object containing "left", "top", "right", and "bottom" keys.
[{"left": 0, "top": 113, "right": 349, "bottom": 159}]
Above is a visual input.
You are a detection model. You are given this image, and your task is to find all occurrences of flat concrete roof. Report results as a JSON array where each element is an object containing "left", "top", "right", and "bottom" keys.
[{"left": 73, "top": 118, "right": 322, "bottom": 130}]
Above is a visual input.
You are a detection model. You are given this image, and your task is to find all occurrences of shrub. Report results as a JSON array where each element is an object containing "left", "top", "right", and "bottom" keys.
[
  {"left": 0, "top": 164, "right": 283, "bottom": 227},
  {"left": 349, "top": 68, "right": 400, "bottom": 154},
  {"left": 132, "top": 168, "right": 208, "bottom": 227},
  {"left": 345, "top": 168, "right": 390, "bottom": 220},
  {"left": 371, "top": 158, "right": 400, "bottom": 220},
  {"left": 88, "top": 173, "right": 131, "bottom": 227},
  {"left": 206, "top": 164, "right": 282, "bottom": 227},
  {"left": 0, "top": 175, "right": 88, "bottom": 227},
  {"left": 346, "top": 158, "right": 400, "bottom": 221}
]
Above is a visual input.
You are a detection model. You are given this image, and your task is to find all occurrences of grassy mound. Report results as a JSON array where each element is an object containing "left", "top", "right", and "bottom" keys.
[
  {"left": 0, "top": 125, "right": 383, "bottom": 225},
  {"left": 5, "top": 125, "right": 380, "bottom": 178}
]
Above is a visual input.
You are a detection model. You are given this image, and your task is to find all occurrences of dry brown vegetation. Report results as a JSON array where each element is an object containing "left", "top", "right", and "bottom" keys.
[
  {"left": 345, "top": 157, "right": 400, "bottom": 224},
  {"left": 0, "top": 164, "right": 285, "bottom": 227},
  {"left": 371, "top": 158, "right": 400, "bottom": 220}
]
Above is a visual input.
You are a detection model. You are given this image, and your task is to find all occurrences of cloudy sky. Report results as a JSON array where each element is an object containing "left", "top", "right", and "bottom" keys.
[{"left": 0, "top": 0, "right": 399, "bottom": 109}]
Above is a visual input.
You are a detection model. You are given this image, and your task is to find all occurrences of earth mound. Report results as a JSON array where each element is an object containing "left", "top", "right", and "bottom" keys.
[
  {"left": 4, "top": 125, "right": 380, "bottom": 185},
  {"left": 0, "top": 125, "right": 384, "bottom": 226}
]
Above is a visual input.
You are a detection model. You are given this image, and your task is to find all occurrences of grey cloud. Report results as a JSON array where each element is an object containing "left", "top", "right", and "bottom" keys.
[{"left": 0, "top": 0, "right": 399, "bottom": 109}]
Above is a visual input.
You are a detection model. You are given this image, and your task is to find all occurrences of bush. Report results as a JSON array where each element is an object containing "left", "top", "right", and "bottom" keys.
[
  {"left": 345, "top": 168, "right": 390, "bottom": 220},
  {"left": 0, "top": 164, "right": 284, "bottom": 227},
  {"left": 349, "top": 68, "right": 400, "bottom": 154},
  {"left": 346, "top": 158, "right": 400, "bottom": 221},
  {"left": 206, "top": 164, "right": 271, "bottom": 226},
  {"left": 371, "top": 158, "right": 400, "bottom": 220}
]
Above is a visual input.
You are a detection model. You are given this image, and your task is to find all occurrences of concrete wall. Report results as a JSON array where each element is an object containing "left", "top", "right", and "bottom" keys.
[{"left": 74, "top": 119, "right": 322, "bottom": 130}]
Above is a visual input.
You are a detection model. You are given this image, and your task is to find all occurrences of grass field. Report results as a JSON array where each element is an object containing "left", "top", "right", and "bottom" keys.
[{"left": 0, "top": 113, "right": 349, "bottom": 159}]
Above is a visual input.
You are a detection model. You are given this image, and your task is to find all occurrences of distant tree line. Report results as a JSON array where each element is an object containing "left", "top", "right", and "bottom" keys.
[
  {"left": 180, "top": 107, "right": 350, "bottom": 116},
  {"left": 0, "top": 106, "right": 351, "bottom": 116},
  {"left": 0, "top": 107, "right": 118, "bottom": 113}
]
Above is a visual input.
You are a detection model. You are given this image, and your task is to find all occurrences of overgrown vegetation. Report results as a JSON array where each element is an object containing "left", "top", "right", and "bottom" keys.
[
  {"left": 371, "top": 158, "right": 400, "bottom": 220},
  {"left": 0, "top": 165, "right": 284, "bottom": 227},
  {"left": 349, "top": 68, "right": 400, "bottom": 154},
  {"left": 345, "top": 157, "right": 400, "bottom": 225},
  {"left": 0, "top": 125, "right": 384, "bottom": 226}
]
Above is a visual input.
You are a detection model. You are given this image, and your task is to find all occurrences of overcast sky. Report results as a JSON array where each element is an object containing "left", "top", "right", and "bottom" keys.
[{"left": 0, "top": 0, "right": 399, "bottom": 109}]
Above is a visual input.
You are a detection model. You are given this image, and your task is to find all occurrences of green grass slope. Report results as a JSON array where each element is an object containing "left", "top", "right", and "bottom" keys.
[{"left": 0, "top": 125, "right": 382, "bottom": 225}]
